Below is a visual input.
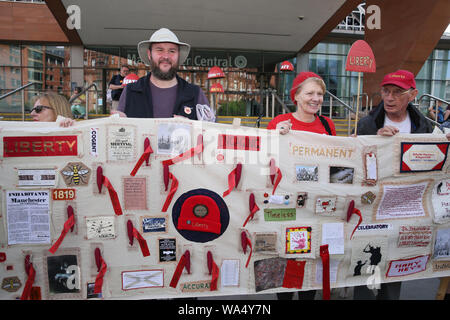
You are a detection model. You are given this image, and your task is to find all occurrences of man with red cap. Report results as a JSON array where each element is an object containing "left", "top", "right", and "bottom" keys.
[
  {"left": 114, "top": 28, "right": 213, "bottom": 121},
  {"left": 356, "top": 69, "right": 433, "bottom": 136}
]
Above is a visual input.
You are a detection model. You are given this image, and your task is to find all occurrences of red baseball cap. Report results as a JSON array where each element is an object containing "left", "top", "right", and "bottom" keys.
[
  {"left": 290, "top": 72, "right": 323, "bottom": 104},
  {"left": 380, "top": 70, "right": 416, "bottom": 90}
]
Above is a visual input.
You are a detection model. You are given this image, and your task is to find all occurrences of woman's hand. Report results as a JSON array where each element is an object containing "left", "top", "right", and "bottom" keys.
[{"left": 276, "top": 119, "right": 292, "bottom": 135}]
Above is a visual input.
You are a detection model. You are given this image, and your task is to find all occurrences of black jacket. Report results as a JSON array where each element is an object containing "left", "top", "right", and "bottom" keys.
[
  {"left": 356, "top": 102, "right": 433, "bottom": 135},
  {"left": 124, "top": 73, "right": 200, "bottom": 119}
]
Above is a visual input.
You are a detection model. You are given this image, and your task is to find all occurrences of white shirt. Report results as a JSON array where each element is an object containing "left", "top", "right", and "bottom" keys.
[{"left": 384, "top": 113, "right": 411, "bottom": 133}]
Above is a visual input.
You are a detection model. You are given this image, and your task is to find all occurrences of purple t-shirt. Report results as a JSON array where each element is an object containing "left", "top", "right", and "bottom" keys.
[{"left": 117, "top": 80, "right": 210, "bottom": 118}]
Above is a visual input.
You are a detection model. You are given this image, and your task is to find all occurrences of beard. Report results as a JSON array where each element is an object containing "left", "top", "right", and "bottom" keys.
[{"left": 150, "top": 59, "right": 178, "bottom": 80}]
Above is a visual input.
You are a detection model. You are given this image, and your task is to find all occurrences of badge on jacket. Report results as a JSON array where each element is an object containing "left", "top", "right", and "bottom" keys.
[{"left": 184, "top": 106, "right": 192, "bottom": 115}]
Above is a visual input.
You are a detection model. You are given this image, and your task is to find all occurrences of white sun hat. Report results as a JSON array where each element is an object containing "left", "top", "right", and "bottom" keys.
[{"left": 137, "top": 28, "right": 190, "bottom": 66}]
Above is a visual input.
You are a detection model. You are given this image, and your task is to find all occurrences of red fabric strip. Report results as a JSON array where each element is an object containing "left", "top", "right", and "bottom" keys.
[
  {"left": 210, "top": 259, "right": 219, "bottom": 291},
  {"left": 320, "top": 245, "right": 330, "bottom": 300},
  {"left": 133, "top": 227, "right": 150, "bottom": 257},
  {"left": 223, "top": 166, "right": 237, "bottom": 197},
  {"left": 350, "top": 208, "right": 363, "bottom": 240},
  {"left": 162, "top": 172, "right": 179, "bottom": 212},
  {"left": 162, "top": 138, "right": 203, "bottom": 167},
  {"left": 94, "top": 257, "right": 107, "bottom": 294},
  {"left": 272, "top": 167, "right": 282, "bottom": 195},
  {"left": 130, "top": 144, "right": 153, "bottom": 176},
  {"left": 244, "top": 237, "right": 253, "bottom": 268},
  {"left": 243, "top": 194, "right": 259, "bottom": 227},
  {"left": 103, "top": 176, "right": 123, "bottom": 215},
  {"left": 48, "top": 215, "right": 75, "bottom": 254},
  {"left": 169, "top": 254, "right": 187, "bottom": 288},
  {"left": 20, "top": 263, "right": 36, "bottom": 300},
  {"left": 282, "top": 260, "right": 306, "bottom": 289}
]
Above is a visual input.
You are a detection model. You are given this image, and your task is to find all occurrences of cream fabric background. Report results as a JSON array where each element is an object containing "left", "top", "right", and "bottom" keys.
[{"left": 0, "top": 116, "right": 449, "bottom": 299}]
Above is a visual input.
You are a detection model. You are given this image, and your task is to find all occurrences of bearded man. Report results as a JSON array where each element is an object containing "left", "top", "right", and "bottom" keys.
[{"left": 116, "top": 28, "right": 211, "bottom": 120}]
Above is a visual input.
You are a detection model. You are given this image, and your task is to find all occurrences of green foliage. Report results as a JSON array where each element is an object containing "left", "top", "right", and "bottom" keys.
[{"left": 217, "top": 99, "right": 247, "bottom": 116}]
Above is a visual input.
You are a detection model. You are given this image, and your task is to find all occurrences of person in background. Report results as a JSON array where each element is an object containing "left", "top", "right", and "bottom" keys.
[
  {"left": 114, "top": 28, "right": 213, "bottom": 121},
  {"left": 267, "top": 71, "right": 336, "bottom": 136},
  {"left": 30, "top": 92, "right": 75, "bottom": 127},
  {"left": 70, "top": 86, "right": 86, "bottom": 119},
  {"left": 427, "top": 101, "right": 445, "bottom": 124},
  {"left": 109, "top": 65, "right": 130, "bottom": 111},
  {"left": 267, "top": 71, "right": 335, "bottom": 300}
]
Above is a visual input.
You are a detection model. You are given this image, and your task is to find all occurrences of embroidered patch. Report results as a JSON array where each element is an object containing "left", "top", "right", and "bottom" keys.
[
  {"left": 433, "top": 228, "right": 450, "bottom": 260},
  {"left": 254, "top": 232, "right": 277, "bottom": 253},
  {"left": 60, "top": 162, "right": 91, "bottom": 187},
  {"left": 329, "top": 166, "right": 354, "bottom": 184},
  {"left": 295, "top": 165, "right": 318, "bottom": 182},
  {"left": 3, "top": 135, "right": 78, "bottom": 157},
  {"left": 400, "top": 142, "right": 449, "bottom": 173},
  {"left": 432, "top": 261, "right": 450, "bottom": 272},
  {"left": 374, "top": 180, "right": 431, "bottom": 221},
  {"left": 386, "top": 255, "right": 429, "bottom": 278},
  {"left": 121, "top": 270, "right": 164, "bottom": 290},
  {"left": 361, "top": 191, "right": 376, "bottom": 205},
  {"left": 350, "top": 237, "right": 388, "bottom": 278},
  {"left": 90, "top": 127, "right": 99, "bottom": 157},
  {"left": 141, "top": 216, "right": 167, "bottom": 233},
  {"left": 398, "top": 225, "right": 433, "bottom": 247},
  {"left": 253, "top": 257, "right": 287, "bottom": 292},
  {"left": 217, "top": 134, "right": 261, "bottom": 151},
  {"left": 285, "top": 227, "right": 312, "bottom": 254},
  {"left": 431, "top": 179, "right": 450, "bottom": 224},
  {"left": 123, "top": 177, "right": 147, "bottom": 210},
  {"left": 17, "top": 169, "right": 56, "bottom": 187},
  {"left": 87, "top": 282, "right": 102, "bottom": 299},
  {"left": 1, "top": 276, "right": 21, "bottom": 292},
  {"left": 159, "top": 238, "right": 176, "bottom": 262},
  {"left": 296, "top": 192, "right": 308, "bottom": 208},
  {"left": 157, "top": 123, "right": 192, "bottom": 156},
  {"left": 51, "top": 188, "right": 76, "bottom": 201},
  {"left": 315, "top": 196, "right": 337, "bottom": 215},
  {"left": 264, "top": 208, "right": 296, "bottom": 221},
  {"left": 220, "top": 259, "right": 240, "bottom": 287},
  {"left": 86, "top": 216, "right": 115, "bottom": 240},
  {"left": 46, "top": 253, "right": 81, "bottom": 297},
  {"left": 180, "top": 280, "right": 211, "bottom": 293},
  {"left": 107, "top": 125, "right": 137, "bottom": 162}
]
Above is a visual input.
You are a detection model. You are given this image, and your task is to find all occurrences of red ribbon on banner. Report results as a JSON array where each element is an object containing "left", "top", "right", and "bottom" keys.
[
  {"left": 48, "top": 214, "right": 75, "bottom": 254},
  {"left": 103, "top": 176, "right": 123, "bottom": 216},
  {"left": 347, "top": 200, "right": 363, "bottom": 240},
  {"left": 320, "top": 245, "right": 330, "bottom": 300},
  {"left": 210, "top": 258, "right": 219, "bottom": 291},
  {"left": 94, "top": 254, "right": 107, "bottom": 294},
  {"left": 243, "top": 193, "right": 259, "bottom": 227},
  {"left": 282, "top": 260, "right": 306, "bottom": 289},
  {"left": 162, "top": 136, "right": 204, "bottom": 167},
  {"left": 162, "top": 172, "right": 179, "bottom": 212},
  {"left": 20, "top": 260, "right": 36, "bottom": 300},
  {"left": 132, "top": 227, "right": 150, "bottom": 257},
  {"left": 241, "top": 231, "right": 253, "bottom": 268},
  {"left": 223, "top": 163, "right": 242, "bottom": 197},
  {"left": 130, "top": 142, "right": 153, "bottom": 176},
  {"left": 169, "top": 253, "right": 187, "bottom": 288}
]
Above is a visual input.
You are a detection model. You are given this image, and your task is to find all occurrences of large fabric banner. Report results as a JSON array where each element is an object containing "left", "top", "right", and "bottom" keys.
[{"left": 0, "top": 116, "right": 449, "bottom": 300}]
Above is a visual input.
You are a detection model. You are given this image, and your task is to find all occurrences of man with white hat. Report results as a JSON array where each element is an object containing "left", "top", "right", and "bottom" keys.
[{"left": 115, "top": 28, "right": 213, "bottom": 121}]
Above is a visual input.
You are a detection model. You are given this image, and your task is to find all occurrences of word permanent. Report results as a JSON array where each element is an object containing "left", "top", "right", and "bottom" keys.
[{"left": 290, "top": 144, "right": 355, "bottom": 159}]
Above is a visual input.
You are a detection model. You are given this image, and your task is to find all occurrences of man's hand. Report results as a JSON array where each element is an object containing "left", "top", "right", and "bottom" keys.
[
  {"left": 376, "top": 125, "right": 399, "bottom": 136},
  {"left": 275, "top": 119, "right": 292, "bottom": 135},
  {"left": 111, "top": 110, "right": 127, "bottom": 117}
]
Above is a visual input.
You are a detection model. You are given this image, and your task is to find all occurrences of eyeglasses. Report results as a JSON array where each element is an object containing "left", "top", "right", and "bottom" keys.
[
  {"left": 380, "top": 87, "right": 412, "bottom": 98},
  {"left": 30, "top": 105, "right": 53, "bottom": 113}
]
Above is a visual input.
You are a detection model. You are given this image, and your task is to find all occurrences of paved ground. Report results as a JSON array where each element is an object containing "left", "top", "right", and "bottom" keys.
[{"left": 197, "top": 277, "right": 444, "bottom": 300}]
